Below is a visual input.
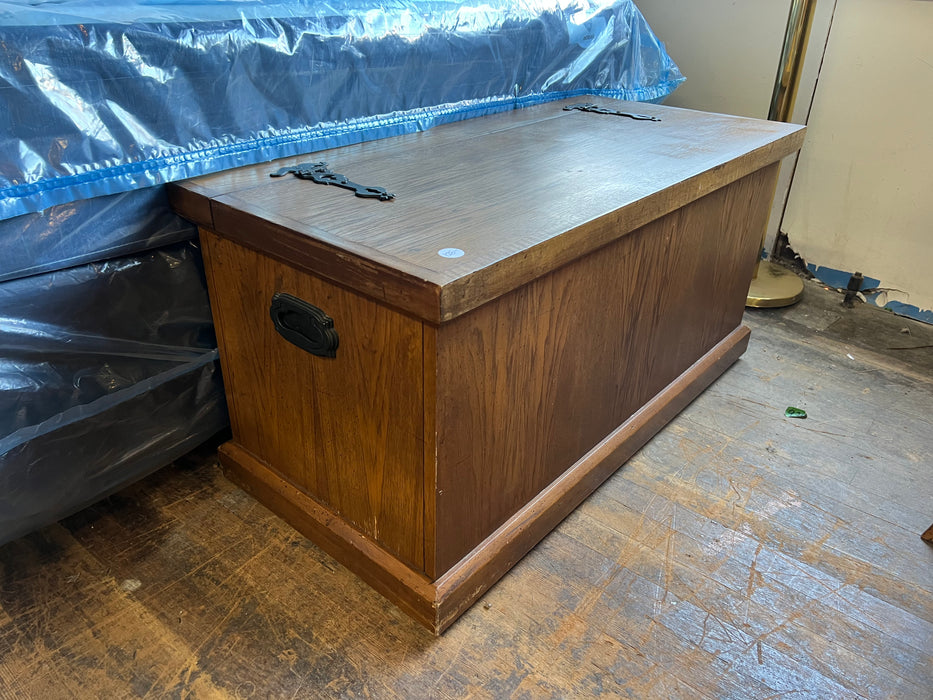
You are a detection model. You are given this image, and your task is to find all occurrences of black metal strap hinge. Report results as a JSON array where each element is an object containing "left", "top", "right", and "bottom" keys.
[
  {"left": 270, "top": 162, "right": 394, "bottom": 201},
  {"left": 563, "top": 103, "right": 661, "bottom": 122}
]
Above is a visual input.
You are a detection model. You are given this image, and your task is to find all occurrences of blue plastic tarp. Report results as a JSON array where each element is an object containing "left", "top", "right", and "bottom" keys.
[{"left": 0, "top": 0, "right": 684, "bottom": 223}]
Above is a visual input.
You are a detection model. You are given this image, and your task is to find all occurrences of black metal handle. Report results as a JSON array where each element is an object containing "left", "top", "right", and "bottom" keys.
[{"left": 270, "top": 292, "right": 339, "bottom": 358}]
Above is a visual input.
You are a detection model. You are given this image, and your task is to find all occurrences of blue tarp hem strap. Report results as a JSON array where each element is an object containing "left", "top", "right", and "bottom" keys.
[{"left": 0, "top": 86, "right": 683, "bottom": 220}]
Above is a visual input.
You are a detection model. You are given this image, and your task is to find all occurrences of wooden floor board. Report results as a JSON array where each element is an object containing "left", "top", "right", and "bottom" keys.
[
  {"left": 625, "top": 426, "right": 933, "bottom": 596},
  {"left": 611, "top": 453, "right": 933, "bottom": 639},
  {"left": 565, "top": 450, "right": 933, "bottom": 693},
  {"left": 1, "top": 279, "right": 931, "bottom": 698},
  {"left": 554, "top": 504, "right": 859, "bottom": 698}
]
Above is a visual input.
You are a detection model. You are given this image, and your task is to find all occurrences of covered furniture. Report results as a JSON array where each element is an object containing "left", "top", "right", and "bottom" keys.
[{"left": 0, "top": 0, "right": 683, "bottom": 543}]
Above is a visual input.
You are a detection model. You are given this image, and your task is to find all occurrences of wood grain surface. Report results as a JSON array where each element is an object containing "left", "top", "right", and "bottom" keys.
[
  {"left": 169, "top": 97, "right": 804, "bottom": 322},
  {"left": 432, "top": 165, "right": 778, "bottom": 572},
  {"left": 201, "top": 229, "right": 425, "bottom": 569},
  {"left": 430, "top": 326, "right": 752, "bottom": 632}
]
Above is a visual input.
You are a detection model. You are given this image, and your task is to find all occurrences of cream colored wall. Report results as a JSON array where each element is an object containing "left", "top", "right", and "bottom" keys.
[
  {"left": 638, "top": 0, "right": 931, "bottom": 315},
  {"left": 636, "top": 0, "right": 791, "bottom": 119},
  {"left": 635, "top": 0, "right": 809, "bottom": 254},
  {"left": 781, "top": 0, "right": 933, "bottom": 313},
  {"left": 763, "top": 0, "right": 837, "bottom": 255}
]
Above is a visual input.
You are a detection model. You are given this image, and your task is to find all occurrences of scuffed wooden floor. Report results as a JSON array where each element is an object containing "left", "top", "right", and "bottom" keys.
[{"left": 1, "top": 281, "right": 931, "bottom": 698}]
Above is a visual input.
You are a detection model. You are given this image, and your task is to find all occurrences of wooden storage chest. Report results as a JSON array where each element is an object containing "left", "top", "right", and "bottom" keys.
[{"left": 169, "top": 98, "right": 804, "bottom": 633}]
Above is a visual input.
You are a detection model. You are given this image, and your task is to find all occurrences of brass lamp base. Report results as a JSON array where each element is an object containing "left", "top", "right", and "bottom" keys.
[{"left": 746, "top": 261, "right": 804, "bottom": 308}]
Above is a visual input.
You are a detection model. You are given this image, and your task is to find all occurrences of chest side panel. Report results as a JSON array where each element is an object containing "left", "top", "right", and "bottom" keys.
[
  {"left": 201, "top": 229, "right": 426, "bottom": 570},
  {"left": 432, "top": 165, "right": 778, "bottom": 572}
]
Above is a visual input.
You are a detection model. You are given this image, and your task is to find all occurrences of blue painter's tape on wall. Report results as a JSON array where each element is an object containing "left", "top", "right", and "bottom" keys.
[
  {"left": 807, "top": 264, "right": 880, "bottom": 291},
  {"left": 807, "top": 263, "right": 932, "bottom": 324}
]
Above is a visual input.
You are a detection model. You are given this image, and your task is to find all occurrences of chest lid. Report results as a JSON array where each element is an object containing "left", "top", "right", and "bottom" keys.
[{"left": 169, "top": 97, "right": 804, "bottom": 324}]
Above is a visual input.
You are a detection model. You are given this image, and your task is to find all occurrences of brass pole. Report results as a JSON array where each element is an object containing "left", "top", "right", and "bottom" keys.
[
  {"left": 770, "top": 0, "right": 818, "bottom": 123},
  {"left": 746, "top": 0, "right": 817, "bottom": 308}
]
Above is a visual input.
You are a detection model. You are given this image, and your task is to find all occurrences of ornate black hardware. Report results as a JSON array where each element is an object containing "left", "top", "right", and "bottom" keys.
[
  {"left": 270, "top": 162, "right": 394, "bottom": 201},
  {"left": 270, "top": 293, "right": 339, "bottom": 358},
  {"left": 563, "top": 103, "right": 661, "bottom": 122}
]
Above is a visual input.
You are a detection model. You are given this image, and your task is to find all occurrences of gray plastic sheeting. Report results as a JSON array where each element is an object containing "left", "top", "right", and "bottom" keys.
[
  {"left": 0, "top": 188, "right": 196, "bottom": 283},
  {"left": 0, "top": 242, "right": 227, "bottom": 544}
]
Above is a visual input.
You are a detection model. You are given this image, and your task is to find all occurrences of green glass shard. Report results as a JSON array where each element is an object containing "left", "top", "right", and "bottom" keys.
[{"left": 784, "top": 406, "right": 807, "bottom": 419}]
